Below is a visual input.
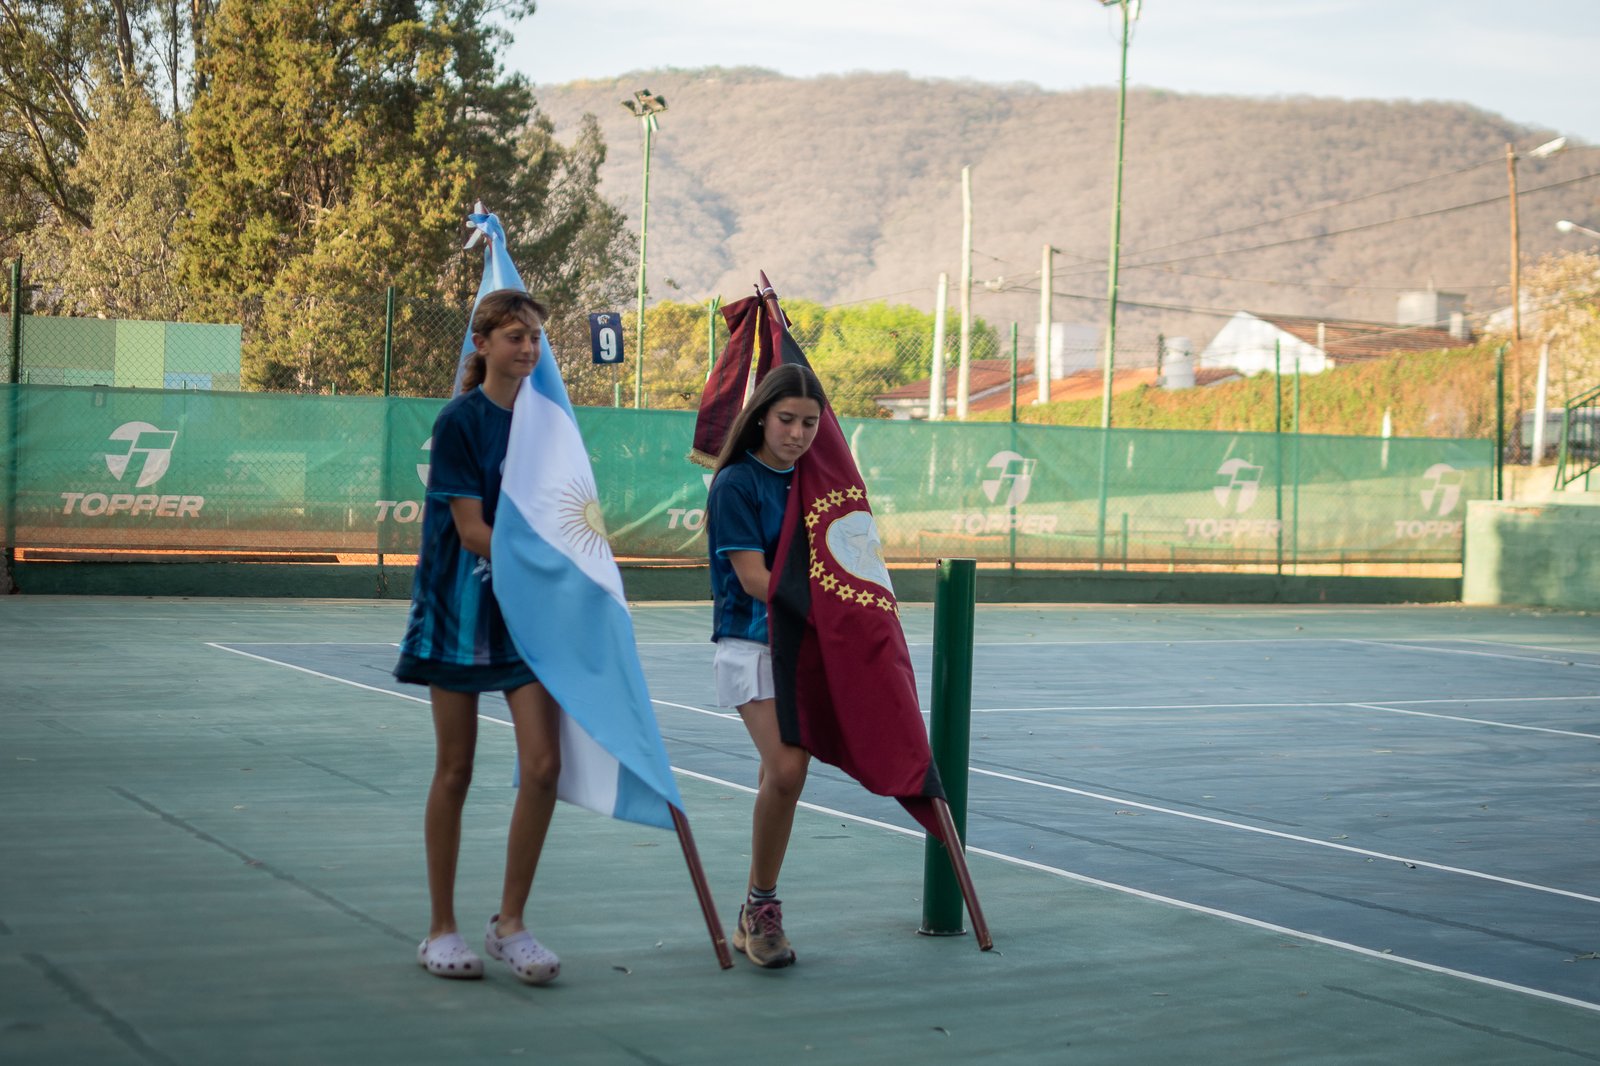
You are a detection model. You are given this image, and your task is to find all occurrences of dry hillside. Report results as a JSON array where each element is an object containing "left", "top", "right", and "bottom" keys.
[{"left": 533, "top": 68, "right": 1598, "bottom": 359}]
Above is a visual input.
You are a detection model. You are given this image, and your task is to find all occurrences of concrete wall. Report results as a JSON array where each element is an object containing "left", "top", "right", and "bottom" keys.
[{"left": 1462, "top": 496, "right": 1600, "bottom": 609}]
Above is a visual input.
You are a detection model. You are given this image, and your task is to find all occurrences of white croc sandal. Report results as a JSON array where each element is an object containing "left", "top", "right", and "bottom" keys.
[
  {"left": 417, "top": 932, "right": 484, "bottom": 979},
  {"left": 484, "top": 915, "right": 560, "bottom": 985}
]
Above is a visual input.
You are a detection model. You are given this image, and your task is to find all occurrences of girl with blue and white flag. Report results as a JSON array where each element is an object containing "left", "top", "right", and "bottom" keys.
[
  {"left": 397, "top": 209, "right": 731, "bottom": 983},
  {"left": 396, "top": 288, "right": 568, "bottom": 985}
]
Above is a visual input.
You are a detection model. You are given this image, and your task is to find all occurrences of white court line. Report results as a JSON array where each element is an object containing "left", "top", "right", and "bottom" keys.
[
  {"left": 1348, "top": 638, "right": 1600, "bottom": 671},
  {"left": 208, "top": 642, "right": 739, "bottom": 721},
  {"left": 904, "top": 636, "right": 1471, "bottom": 648},
  {"left": 201, "top": 643, "right": 1600, "bottom": 1015},
  {"left": 1456, "top": 637, "right": 1600, "bottom": 658},
  {"left": 208, "top": 642, "right": 429, "bottom": 704},
  {"left": 1347, "top": 703, "right": 1600, "bottom": 740},
  {"left": 968, "top": 694, "right": 1598, "bottom": 714},
  {"left": 668, "top": 767, "right": 1600, "bottom": 1016},
  {"left": 968, "top": 767, "right": 1600, "bottom": 904},
  {"left": 221, "top": 641, "right": 401, "bottom": 646},
  {"left": 652, "top": 698, "right": 1600, "bottom": 902}
]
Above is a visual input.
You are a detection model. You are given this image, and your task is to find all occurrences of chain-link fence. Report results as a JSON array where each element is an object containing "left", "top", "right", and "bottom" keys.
[{"left": 3, "top": 384, "right": 1492, "bottom": 568}]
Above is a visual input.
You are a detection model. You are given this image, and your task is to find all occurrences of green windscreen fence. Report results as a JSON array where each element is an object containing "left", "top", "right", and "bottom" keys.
[{"left": 3, "top": 384, "right": 1491, "bottom": 565}]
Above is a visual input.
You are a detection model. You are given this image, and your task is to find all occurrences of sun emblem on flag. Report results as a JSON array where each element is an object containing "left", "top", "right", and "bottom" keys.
[
  {"left": 806, "top": 483, "right": 896, "bottom": 613},
  {"left": 557, "top": 475, "right": 611, "bottom": 557}
]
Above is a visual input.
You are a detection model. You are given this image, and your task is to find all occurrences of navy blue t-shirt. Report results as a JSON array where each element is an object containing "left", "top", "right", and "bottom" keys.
[
  {"left": 399, "top": 387, "right": 523, "bottom": 667},
  {"left": 706, "top": 452, "right": 794, "bottom": 644}
]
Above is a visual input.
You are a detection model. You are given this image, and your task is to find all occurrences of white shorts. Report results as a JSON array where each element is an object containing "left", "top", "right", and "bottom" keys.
[{"left": 713, "top": 638, "right": 775, "bottom": 708}]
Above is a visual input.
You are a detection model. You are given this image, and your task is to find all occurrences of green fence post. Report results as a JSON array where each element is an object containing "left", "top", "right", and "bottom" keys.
[
  {"left": 5, "top": 257, "right": 23, "bottom": 592},
  {"left": 707, "top": 295, "right": 721, "bottom": 381},
  {"left": 1291, "top": 354, "right": 1301, "bottom": 573},
  {"left": 1274, "top": 340, "right": 1284, "bottom": 575},
  {"left": 383, "top": 286, "right": 395, "bottom": 397},
  {"left": 921, "top": 558, "right": 976, "bottom": 937},
  {"left": 8, "top": 259, "right": 19, "bottom": 382},
  {"left": 1495, "top": 345, "right": 1506, "bottom": 500},
  {"left": 1008, "top": 323, "right": 1018, "bottom": 569}
]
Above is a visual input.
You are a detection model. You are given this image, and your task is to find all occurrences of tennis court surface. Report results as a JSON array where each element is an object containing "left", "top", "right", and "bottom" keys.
[{"left": 3, "top": 595, "right": 1598, "bottom": 1064}]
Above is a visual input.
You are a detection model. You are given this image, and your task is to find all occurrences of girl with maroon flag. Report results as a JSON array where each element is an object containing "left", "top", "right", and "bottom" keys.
[{"left": 704, "top": 363, "right": 827, "bottom": 968}]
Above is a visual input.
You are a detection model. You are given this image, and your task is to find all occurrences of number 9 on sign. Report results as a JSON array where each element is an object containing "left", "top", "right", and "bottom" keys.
[{"left": 589, "top": 313, "right": 625, "bottom": 365}]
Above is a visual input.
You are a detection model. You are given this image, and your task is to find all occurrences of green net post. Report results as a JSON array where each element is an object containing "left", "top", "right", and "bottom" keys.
[{"left": 921, "top": 557, "right": 976, "bottom": 937}]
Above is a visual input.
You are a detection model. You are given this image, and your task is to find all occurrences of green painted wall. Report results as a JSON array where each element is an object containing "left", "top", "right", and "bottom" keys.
[{"left": 1462, "top": 497, "right": 1600, "bottom": 610}]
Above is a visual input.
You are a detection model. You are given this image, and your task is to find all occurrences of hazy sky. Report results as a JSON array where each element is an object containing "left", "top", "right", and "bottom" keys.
[{"left": 507, "top": 0, "right": 1599, "bottom": 143}]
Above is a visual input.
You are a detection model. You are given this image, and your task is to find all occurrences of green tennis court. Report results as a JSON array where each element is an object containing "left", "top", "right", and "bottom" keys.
[{"left": 3, "top": 596, "right": 1597, "bottom": 1064}]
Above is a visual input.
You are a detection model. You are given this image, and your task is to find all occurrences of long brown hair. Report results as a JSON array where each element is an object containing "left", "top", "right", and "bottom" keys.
[
  {"left": 460, "top": 289, "right": 548, "bottom": 392},
  {"left": 713, "top": 363, "right": 829, "bottom": 472}
]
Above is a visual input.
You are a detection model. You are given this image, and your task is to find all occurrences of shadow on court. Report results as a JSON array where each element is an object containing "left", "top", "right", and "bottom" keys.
[{"left": 2, "top": 596, "right": 1598, "bottom": 1065}]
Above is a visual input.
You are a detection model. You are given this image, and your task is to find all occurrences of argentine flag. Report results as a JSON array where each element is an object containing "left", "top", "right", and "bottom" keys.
[{"left": 462, "top": 209, "right": 683, "bottom": 830}]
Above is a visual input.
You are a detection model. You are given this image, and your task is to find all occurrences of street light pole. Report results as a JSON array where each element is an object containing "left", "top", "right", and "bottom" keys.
[
  {"left": 1557, "top": 219, "right": 1600, "bottom": 241},
  {"left": 1505, "top": 136, "right": 1566, "bottom": 448},
  {"left": 623, "top": 89, "right": 667, "bottom": 410},
  {"left": 1098, "top": 0, "right": 1136, "bottom": 430}
]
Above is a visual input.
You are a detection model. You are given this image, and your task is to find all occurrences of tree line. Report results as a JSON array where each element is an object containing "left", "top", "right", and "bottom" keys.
[{"left": 3, "top": 0, "right": 632, "bottom": 391}]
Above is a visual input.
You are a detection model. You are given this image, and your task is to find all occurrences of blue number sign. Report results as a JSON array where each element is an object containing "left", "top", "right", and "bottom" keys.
[{"left": 589, "top": 313, "right": 624, "bottom": 365}]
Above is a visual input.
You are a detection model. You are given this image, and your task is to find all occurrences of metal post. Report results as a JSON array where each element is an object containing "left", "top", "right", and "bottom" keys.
[
  {"left": 930, "top": 273, "right": 948, "bottom": 421},
  {"left": 1274, "top": 340, "right": 1283, "bottom": 575},
  {"left": 1494, "top": 344, "right": 1506, "bottom": 500},
  {"left": 957, "top": 166, "right": 973, "bottom": 419},
  {"left": 5, "top": 258, "right": 23, "bottom": 593},
  {"left": 634, "top": 115, "right": 656, "bottom": 410},
  {"left": 1099, "top": 0, "right": 1132, "bottom": 433},
  {"left": 382, "top": 285, "right": 395, "bottom": 397},
  {"left": 1038, "top": 245, "right": 1053, "bottom": 404},
  {"left": 8, "top": 258, "right": 20, "bottom": 383},
  {"left": 706, "top": 295, "right": 721, "bottom": 380},
  {"left": 922, "top": 558, "right": 976, "bottom": 936},
  {"left": 1009, "top": 322, "right": 1018, "bottom": 424},
  {"left": 1292, "top": 353, "right": 1301, "bottom": 573}
]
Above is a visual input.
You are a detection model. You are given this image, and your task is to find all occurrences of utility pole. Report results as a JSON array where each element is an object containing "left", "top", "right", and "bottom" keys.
[
  {"left": 957, "top": 165, "right": 973, "bottom": 420},
  {"left": 622, "top": 89, "right": 667, "bottom": 410},
  {"left": 1038, "top": 245, "right": 1054, "bottom": 404},
  {"left": 930, "top": 272, "right": 949, "bottom": 421}
]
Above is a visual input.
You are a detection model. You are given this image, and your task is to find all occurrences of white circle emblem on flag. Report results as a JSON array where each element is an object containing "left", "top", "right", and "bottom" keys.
[
  {"left": 557, "top": 476, "right": 611, "bottom": 557},
  {"left": 825, "top": 510, "right": 893, "bottom": 594}
]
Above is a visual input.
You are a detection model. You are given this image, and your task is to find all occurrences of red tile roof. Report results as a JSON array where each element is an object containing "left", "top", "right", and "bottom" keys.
[{"left": 1249, "top": 312, "right": 1473, "bottom": 361}]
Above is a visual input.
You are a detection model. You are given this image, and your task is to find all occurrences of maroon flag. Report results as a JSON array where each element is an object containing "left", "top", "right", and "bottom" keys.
[{"left": 694, "top": 279, "right": 948, "bottom": 839}]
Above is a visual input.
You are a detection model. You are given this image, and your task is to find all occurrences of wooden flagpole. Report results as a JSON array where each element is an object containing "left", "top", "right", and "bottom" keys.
[
  {"left": 932, "top": 797, "right": 993, "bottom": 951},
  {"left": 671, "top": 806, "right": 734, "bottom": 969}
]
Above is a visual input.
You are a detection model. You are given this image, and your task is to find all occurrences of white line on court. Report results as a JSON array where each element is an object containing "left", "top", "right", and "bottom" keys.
[
  {"left": 667, "top": 767, "right": 1600, "bottom": 1015},
  {"left": 902, "top": 636, "right": 1475, "bottom": 648},
  {"left": 966, "top": 694, "right": 1598, "bottom": 713},
  {"left": 1346, "top": 703, "right": 1600, "bottom": 740},
  {"left": 205, "top": 643, "right": 1600, "bottom": 1015},
  {"left": 1455, "top": 637, "right": 1600, "bottom": 658},
  {"left": 221, "top": 641, "right": 402, "bottom": 646},
  {"left": 206, "top": 642, "right": 429, "bottom": 704},
  {"left": 1347, "top": 638, "right": 1600, "bottom": 670},
  {"left": 967, "top": 766, "right": 1600, "bottom": 904}
]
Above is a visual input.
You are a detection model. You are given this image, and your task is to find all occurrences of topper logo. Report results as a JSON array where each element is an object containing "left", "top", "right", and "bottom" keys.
[
  {"left": 981, "top": 451, "right": 1037, "bottom": 508},
  {"left": 1420, "top": 463, "right": 1463, "bottom": 517},
  {"left": 105, "top": 422, "right": 178, "bottom": 488},
  {"left": 1213, "top": 458, "right": 1263, "bottom": 513}
]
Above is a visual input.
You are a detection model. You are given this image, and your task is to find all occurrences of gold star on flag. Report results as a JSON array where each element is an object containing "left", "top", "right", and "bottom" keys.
[
  {"left": 820, "top": 573, "right": 838, "bottom": 592},
  {"left": 876, "top": 595, "right": 894, "bottom": 611},
  {"left": 837, "top": 584, "right": 856, "bottom": 602},
  {"left": 812, "top": 496, "right": 831, "bottom": 512},
  {"left": 845, "top": 486, "right": 864, "bottom": 500},
  {"left": 804, "top": 511, "right": 821, "bottom": 529},
  {"left": 810, "top": 559, "right": 825, "bottom": 578},
  {"left": 855, "top": 588, "right": 875, "bottom": 605},
  {"left": 827, "top": 489, "right": 845, "bottom": 507}
]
